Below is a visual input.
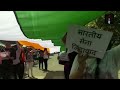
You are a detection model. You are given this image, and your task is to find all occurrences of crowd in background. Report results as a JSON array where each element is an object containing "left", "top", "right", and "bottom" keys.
[{"left": 0, "top": 41, "right": 49, "bottom": 79}]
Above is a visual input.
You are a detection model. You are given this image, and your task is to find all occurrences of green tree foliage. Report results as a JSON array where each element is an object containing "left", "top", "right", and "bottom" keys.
[{"left": 86, "top": 11, "right": 120, "bottom": 48}]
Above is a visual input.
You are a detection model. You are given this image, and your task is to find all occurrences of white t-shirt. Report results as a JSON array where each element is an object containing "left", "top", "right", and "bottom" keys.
[
  {"left": 43, "top": 54, "right": 49, "bottom": 59},
  {"left": 43, "top": 51, "right": 49, "bottom": 59},
  {"left": 70, "top": 44, "right": 120, "bottom": 79}
]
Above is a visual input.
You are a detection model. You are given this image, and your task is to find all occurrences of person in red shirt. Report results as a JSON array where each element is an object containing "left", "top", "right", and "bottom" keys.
[{"left": 19, "top": 47, "right": 26, "bottom": 79}]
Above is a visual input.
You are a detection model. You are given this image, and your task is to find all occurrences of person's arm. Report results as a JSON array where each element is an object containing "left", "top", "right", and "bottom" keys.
[
  {"left": 69, "top": 61, "right": 86, "bottom": 79},
  {"left": 47, "top": 52, "right": 50, "bottom": 59},
  {"left": 10, "top": 49, "right": 16, "bottom": 60},
  {"left": 69, "top": 52, "right": 88, "bottom": 79}
]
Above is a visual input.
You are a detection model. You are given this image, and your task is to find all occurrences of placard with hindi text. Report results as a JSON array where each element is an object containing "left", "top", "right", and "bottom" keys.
[{"left": 66, "top": 25, "right": 113, "bottom": 59}]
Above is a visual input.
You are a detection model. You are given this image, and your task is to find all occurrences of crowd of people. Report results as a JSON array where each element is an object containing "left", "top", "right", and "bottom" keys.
[
  {"left": 1, "top": 31, "right": 120, "bottom": 79},
  {"left": 0, "top": 41, "right": 50, "bottom": 79}
]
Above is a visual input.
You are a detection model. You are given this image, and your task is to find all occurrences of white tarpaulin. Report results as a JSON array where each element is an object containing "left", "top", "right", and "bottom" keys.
[
  {"left": 0, "top": 11, "right": 28, "bottom": 41},
  {"left": 0, "top": 11, "right": 61, "bottom": 53},
  {"left": 26, "top": 39, "right": 60, "bottom": 53}
]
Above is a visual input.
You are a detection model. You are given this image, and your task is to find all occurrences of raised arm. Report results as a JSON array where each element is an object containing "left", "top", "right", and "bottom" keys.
[{"left": 69, "top": 52, "right": 88, "bottom": 79}]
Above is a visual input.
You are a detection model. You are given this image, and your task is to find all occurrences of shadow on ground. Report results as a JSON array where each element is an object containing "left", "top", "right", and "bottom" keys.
[{"left": 44, "top": 71, "right": 64, "bottom": 79}]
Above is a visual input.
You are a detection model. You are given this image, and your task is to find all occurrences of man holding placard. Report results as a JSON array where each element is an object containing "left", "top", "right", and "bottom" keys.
[{"left": 65, "top": 25, "right": 120, "bottom": 79}]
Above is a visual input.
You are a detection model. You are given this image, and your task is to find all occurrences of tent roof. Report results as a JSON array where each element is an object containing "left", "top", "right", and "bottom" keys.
[
  {"left": 16, "top": 11, "right": 105, "bottom": 50},
  {"left": 0, "top": 11, "right": 28, "bottom": 41},
  {"left": 0, "top": 11, "right": 105, "bottom": 51}
]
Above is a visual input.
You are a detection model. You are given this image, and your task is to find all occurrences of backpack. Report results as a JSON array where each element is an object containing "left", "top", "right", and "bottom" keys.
[{"left": 58, "top": 51, "right": 69, "bottom": 65}]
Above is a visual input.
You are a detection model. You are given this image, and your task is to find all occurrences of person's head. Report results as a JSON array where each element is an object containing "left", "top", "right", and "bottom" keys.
[
  {"left": 13, "top": 45, "right": 18, "bottom": 51},
  {"left": 0, "top": 46, "right": 5, "bottom": 52},
  {"left": 28, "top": 47, "right": 32, "bottom": 52},
  {"left": 62, "top": 32, "right": 67, "bottom": 45},
  {"left": 5, "top": 42, "right": 11, "bottom": 48},
  {"left": 44, "top": 48, "right": 47, "bottom": 52}
]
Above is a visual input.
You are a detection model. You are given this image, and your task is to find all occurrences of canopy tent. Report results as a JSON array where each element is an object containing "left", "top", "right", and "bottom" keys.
[
  {"left": 18, "top": 40, "right": 50, "bottom": 52},
  {"left": 16, "top": 11, "right": 106, "bottom": 51},
  {"left": 0, "top": 11, "right": 61, "bottom": 53},
  {"left": 27, "top": 39, "right": 54, "bottom": 47},
  {"left": 19, "top": 39, "right": 61, "bottom": 53},
  {"left": 27, "top": 39, "right": 61, "bottom": 53},
  {"left": 0, "top": 11, "right": 106, "bottom": 52}
]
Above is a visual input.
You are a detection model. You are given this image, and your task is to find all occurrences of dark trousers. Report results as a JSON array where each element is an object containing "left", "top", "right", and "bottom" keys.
[
  {"left": 19, "top": 63, "right": 24, "bottom": 79},
  {"left": 64, "top": 70, "right": 69, "bottom": 79},
  {"left": 13, "top": 63, "right": 24, "bottom": 79},
  {"left": 13, "top": 64, "right": 19, "bottom": 79},
  {"left": 1, "top": 60, "right": 13, "bottom": 79},
  {"left": 39, "top": 57, "right": 43, "bottom": 69},
  {"left": 1, "top": 65, "right": 13, "bottom": 79},
  {"left": 43, "top": 59, "right": 48, "bottom": 70},
  {"left": 0, "top": 65, "right": 2, "bottom": 79},
  {"left": 64, "top": 63, "right": 70, "bottom": 79}
]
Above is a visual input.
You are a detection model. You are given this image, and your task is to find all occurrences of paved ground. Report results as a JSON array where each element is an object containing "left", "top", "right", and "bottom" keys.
[
  {"left": 24, "top": 54, "right": 120, "bottom": 79},
  {"left": 25, "top": 54, "right": 65, "bottom": 79}
]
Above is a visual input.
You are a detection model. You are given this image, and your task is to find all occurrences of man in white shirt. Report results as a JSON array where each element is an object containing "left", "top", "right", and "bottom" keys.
[{"left": 12, "top": 42, "right": 21, "bottom": 79}]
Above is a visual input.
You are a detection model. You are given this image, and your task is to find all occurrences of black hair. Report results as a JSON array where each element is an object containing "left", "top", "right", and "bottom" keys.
[
  {"left": 0, "top": 48, "right": 5, "bottom": 52},
  {"left": 11, "top": 45, "right": 18, "bottom": 51},
  {"left": 44, "top": 48, "right": 47, "bottom": 51}
]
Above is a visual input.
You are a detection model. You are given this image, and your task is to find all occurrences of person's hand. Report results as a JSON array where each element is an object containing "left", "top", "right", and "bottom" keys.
[
  {"left": 78, "top": 53, "right": 88, "bottom": 64},
  {"left": 77, "top": 48, "right": 89, "bottom": 74},
  {"left": 77, "top": 48, "right": 89, "bottom": 64}
]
